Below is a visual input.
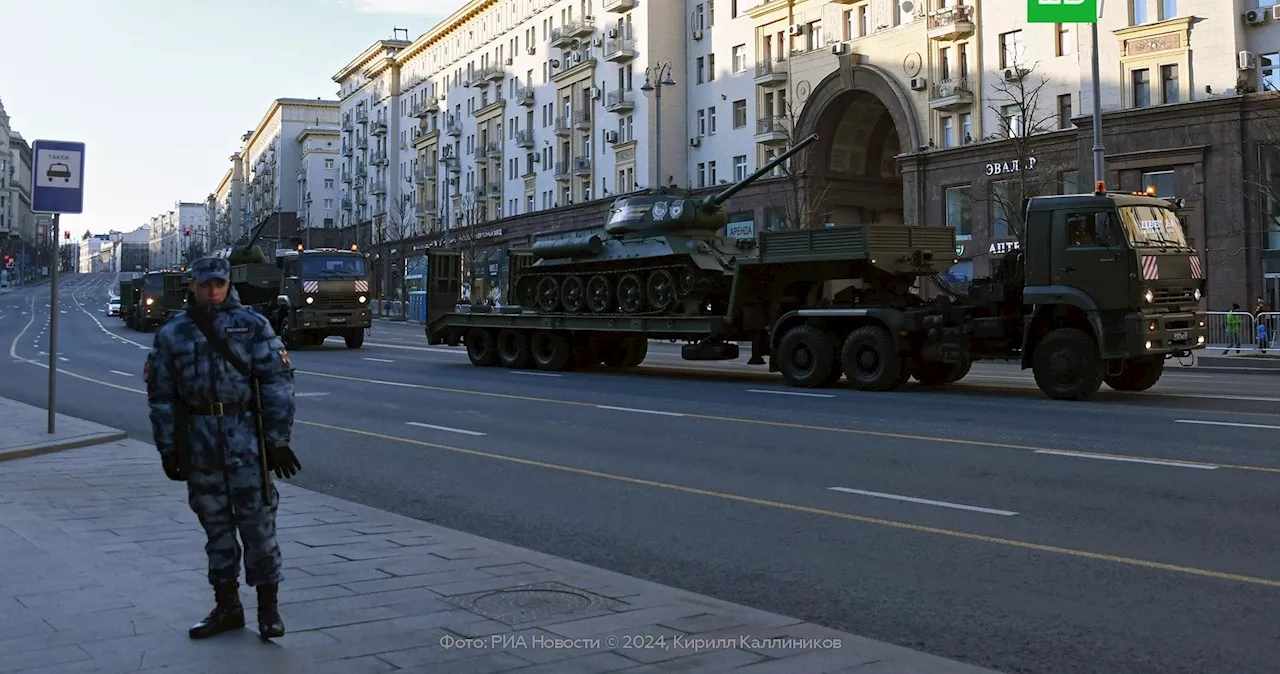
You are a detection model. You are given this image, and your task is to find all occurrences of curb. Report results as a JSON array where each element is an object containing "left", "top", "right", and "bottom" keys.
[
  {"left": 0, "top": 430, "right": 129, "bottom": 462},
  {"left": 1187, "top": 365, "right": 1280, "bottom": 377}
]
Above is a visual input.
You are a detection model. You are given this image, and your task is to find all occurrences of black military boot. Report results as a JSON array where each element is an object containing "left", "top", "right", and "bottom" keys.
[
  {"left": 189, "top": 581, "right": 244, "bottom": 639},
  {"left": 256, "top": 583, "right": 285, "bottom": 640}
]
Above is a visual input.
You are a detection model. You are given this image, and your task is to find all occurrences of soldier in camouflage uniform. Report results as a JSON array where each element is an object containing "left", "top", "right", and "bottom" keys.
[{"left": 146, "top": 256, "right": 302, "bottom": 640}]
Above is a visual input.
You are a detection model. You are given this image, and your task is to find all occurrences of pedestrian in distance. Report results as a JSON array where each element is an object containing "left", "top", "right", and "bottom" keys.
[
  {"left": 1258, "top": 319, "right": 1269, "bottom": 355},
  {"left": 144, "top": 256, "right": 302, "bottom": 641},
  {"left": 1226, "top": 303, "right": 1243, "bottom": 354}
]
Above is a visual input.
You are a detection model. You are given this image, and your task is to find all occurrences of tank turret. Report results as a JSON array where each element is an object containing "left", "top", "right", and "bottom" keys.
[{"left": 513, "top": 134, "right": 818, "bottom": 316}]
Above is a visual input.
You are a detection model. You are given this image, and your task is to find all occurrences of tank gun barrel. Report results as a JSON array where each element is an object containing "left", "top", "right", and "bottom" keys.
[{"left": 699, "top": 133, "right": 818, "bottom": 211}]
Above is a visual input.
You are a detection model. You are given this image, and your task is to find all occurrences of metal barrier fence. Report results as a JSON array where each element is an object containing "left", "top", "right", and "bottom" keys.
[{"left": 1205, "top": 311, "right": 1280, "bottom": 353}]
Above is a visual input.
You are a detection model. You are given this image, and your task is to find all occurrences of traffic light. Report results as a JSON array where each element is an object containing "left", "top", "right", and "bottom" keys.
[
  {"left": 64, "top": 231, "right": 70, "bottom": 239},
  {"left": 184, "top": 227, "right": 191, "bottom": 236}
]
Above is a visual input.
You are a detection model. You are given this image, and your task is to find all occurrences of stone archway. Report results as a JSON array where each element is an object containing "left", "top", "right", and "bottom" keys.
[{"left": 793, "top": 63, "right": 922, "bottom": 226}]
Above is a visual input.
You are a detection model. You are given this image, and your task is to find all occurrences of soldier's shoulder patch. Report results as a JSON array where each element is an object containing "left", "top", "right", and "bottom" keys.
[{"left": 279, "top": 349, "right": 292, "bottom": 368}]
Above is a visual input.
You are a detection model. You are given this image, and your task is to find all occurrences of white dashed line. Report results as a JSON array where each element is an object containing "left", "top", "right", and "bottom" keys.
[
  {"left": 1032, "top": 449, "right": 1218, "bottom": 470},
  {"left": 109, "top": 370, "right": 134, "bottom": 377},
  {"left": 406, "top": 421, "right": 487, "bottom": 436},
  {"left": 595, "top": 405, "right": 685, "bottom": 417},
  {"left": 511, "top": 371, "right": 563, "bottom": 377},
  {"left": 747, "top": 388, "right": 836, "bottom": 398},
  {"left": 827, "top": 487, "right": 1019, "bottom": 517},
  {"left": 1174, "top": 419, "right": 1280, "bottom": 431},
  {"left": 362, "top": 357, "right": 395, "bottom": 363}
]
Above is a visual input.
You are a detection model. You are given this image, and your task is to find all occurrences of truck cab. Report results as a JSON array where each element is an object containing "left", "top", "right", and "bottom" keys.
[
  {"left": 128, "top": 271, "right": 187, "bottom": 331},
  {"left": 1015, "top": 184, "right": 1206, "bottom": 397}
]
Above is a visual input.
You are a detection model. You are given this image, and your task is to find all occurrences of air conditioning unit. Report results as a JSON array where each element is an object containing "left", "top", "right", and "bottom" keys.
[
  {"left": 831, "top": 42, "right": 847, "bottom": 55},
  {"left": 527, "top": 46, "right": 536, "bottom": 55},
  {"left": 505, "top": 57, "right": 513, "bottom": 65},
  {"left": 550, "top": 58, "right": 561, "bottom": 68},
  {"left": 899, "top": 0, "right": 916, "bottom": 14},
  {"left": 690, "top": 137, "right": 701, "bottom": 147},
  {"left": 605, "top": 130, "right": 618, "bottom": 143},
  {"left": 1244, "top": 9, "right": 1268, "bottom": 25},
  {"left": 607, "top": 28, "right": 618, "bottom": 38},
  {"left": 593, "top": 37, "right": 603, "bottom": 47},
  {"left": 1240, "top": 50, "right": 1258, "bottom": 70},
  {"left": 532, "top": 154, "right": 541, "bottom": 163},
  {"left": 909, "top": 76, "right": 927, "bottom": 91},
  {"left": 1002, "top": 67, "right": 1022, "bottom": 81},
  {"left": 788, "top": 24, "right": 803, "bottom": 36},
  {"left": 590, "top": 86, "right": 601, "bottom": 99},
  {"left": 692, "top": 29, "right": 704, "bottom": 40}
]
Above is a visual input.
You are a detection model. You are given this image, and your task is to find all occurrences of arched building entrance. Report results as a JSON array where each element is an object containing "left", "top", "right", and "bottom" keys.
[{"left": 794, "top": 62, "right": 922, "bottom": 226}]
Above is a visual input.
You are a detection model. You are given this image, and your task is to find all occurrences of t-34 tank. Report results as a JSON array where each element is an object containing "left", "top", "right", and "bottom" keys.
[{"left": 514, "top": 134, "right": 818, "bottom": 316}]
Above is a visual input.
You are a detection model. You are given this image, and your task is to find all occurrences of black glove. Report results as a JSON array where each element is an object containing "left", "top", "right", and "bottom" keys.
[
  {"left": 161, "top": 452, "right": 184, "bottom": 481},
  {"left": 266, "top": 445, "right": 301, "bottom": 479}
]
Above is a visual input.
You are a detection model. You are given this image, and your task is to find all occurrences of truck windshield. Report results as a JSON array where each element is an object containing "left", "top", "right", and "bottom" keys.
[
  {"left": 143, "top": 275, "right": 162, "bottom": 290},
  {"left": 301, "top": 255, "right": 366, "bottom": 277},
  {"left": 1116, "top": 205, "right": 1189, "bottom": 248}
]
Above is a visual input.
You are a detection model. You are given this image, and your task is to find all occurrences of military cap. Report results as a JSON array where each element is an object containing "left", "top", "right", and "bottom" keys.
[{"left": 191, "top": 257, "right": 231, "bottom": 284}]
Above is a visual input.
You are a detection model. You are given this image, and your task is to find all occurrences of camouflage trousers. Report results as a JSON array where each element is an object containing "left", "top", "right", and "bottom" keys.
[{"left": 186, "top": 464, "right": 283, "bottom": 587}]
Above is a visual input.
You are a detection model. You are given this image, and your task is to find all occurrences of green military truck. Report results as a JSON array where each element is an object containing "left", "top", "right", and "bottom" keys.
[
  {"left": 227, "top": 246, "right": 372, "bottom": 349},
  {"left": 425, "top": 181, "right": 1206, "bottom": 400},
  {"left": 120, "top": 271, "right": 188, "bottom": 332}
]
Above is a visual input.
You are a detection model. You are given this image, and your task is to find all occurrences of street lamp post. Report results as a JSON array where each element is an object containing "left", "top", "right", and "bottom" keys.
[
  {"left": 640, "top": 62, "right": 676, "bottom": 190},
  {"left": 1090, "top": 2, "right": 1106, "bottom": 186}
]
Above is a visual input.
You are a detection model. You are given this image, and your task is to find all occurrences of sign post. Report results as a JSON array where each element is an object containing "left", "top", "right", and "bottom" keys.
[
  {"left": 31, "top": 140, "right": 86, "bottom": 434},
  {"left": 1028, "top": 0, "right": 1104, "bottom": 188}
]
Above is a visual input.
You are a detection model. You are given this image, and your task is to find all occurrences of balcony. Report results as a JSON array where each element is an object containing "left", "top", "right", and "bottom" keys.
[
  {"left": 442, "top": 156, "right": 460, "bottom": 173},
  {"left": 754, "top": 59, "right": 787, "bottom": 87},
  {"left": 342, "top": 142, "right": 353, "bottom": 156},
  {"left": 554, "top": 117, "right": 572, "bottom": 137},
  {"left": 554, "top": 161, "right": 571, "bottom": 180},
  {"left": 929, "top": 78, "right": 975, "bottom": 111},
  {"left": 355, "top": 109, "right": 368, "bottom": 123},
  {"left": 602, "top": 0, "right": 635, "bottom": 12},
  {"left": 515, "top": 86, "right": 535, "bottom": 106},
  {"left": 604, "top": 88, "right": 634, "bottom": 113},
  {"left": 356, "top": 135, "right": 368, "bottom": 150},
  {"left": 515, "top": 130, "right": 535, "bottom": 148},
  {"left": 471, "top": 65, "right": 504, "bottom": 86},
  {"left": 552, "top": 49, "right": 595, "bottom": 79},
  {"left": 371, "top": 119, "right": 387, "bottom": 135},
  {"left": 341, "top": 197, "right": 352, "bottom": 210},
  {"left": 420, "top": 199, "right": 438, "bottom": 215},
  {"left": 573, "top": 156, "right": 592, "bottom": 176},
  {"left": 573, "top": 110, "right": 592, "bottom": 131},
  {"left": 485, "top": 141, "right": 504, "bottom": 159},
  {"left": 341, "top": 117, "right": 353, "bottom": 131},
  {"left": 604, "top": 38, "right": 637, "bottom": 62},
  {"left": 486, "top": 182, "right": 503, "bottom": 198},
  {"left": 415, "top": 165, "right": 437, "bottom": 184},
  {"left": 446, "top": 119, "right": 463, "bottom": 137},
  {"left": 550, "top": 21, "right": 594, "bottom": 47},
  {"left": 754, "top": 116, "right": 789, "bottom": 145},
  {"left": 355, "top": 165, "right": 367, "bottom": 180},
  {"left": 928, "top": 5, "right": 975, "bottom": 41},
  {"left": 371, "top": 150, "right": 389, "bottom": 166},
  {"left": 412, "top": 97, "right": 439, "bottom": 117},
  {"left": 341, "top": 170, "right": 352, "bottom": 184},
  {"left": 371, "top": 181, "right": 387, "bottom": 196}
]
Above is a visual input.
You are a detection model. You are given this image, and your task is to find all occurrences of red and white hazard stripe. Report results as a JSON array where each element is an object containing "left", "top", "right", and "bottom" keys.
[
  {"left": 1188, "top": 255, "right": 1203, "bottom": 279},
  {"left": 1141, "top": 256, "right": 1159, "bottom": 281},
  {"left": 354, "top": 280, "right": 369, "bottom": 292},
  {"left": 302, "top": 280, "right": 319, "bottom": 293}
]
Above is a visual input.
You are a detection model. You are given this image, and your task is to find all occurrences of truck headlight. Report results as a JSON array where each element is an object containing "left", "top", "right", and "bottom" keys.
[
  {"left": 305, "top": 296, "right": 314, "bottom": 305},
  {"left": 359, "top": 295, "right": 367, "bottom": 304},
  {"left": 145, "top": 297, "right": 154, "bottom": 306},
  {"left": 1193, "top": 288, "right": 1201, "bottom": 301},
  {"left": 1144, "top": 290, "right": 1154, "bottom": 303}
]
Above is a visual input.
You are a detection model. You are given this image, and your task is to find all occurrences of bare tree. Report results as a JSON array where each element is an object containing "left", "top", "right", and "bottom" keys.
[
  {"left": 382, "top": 192, "right": 417, "bottom": 318},
  {"left": 761, "top": 99, "right": 832, "bottom": 230},
  {"left": 1221, "top": 97, "right": 1280, "bottom": 253},
  {"left": 452, "top": 189, "right": 487, "bottom": 302},
  {"left": 976, "top": 60, "right": 1074, "bottom": 245}
]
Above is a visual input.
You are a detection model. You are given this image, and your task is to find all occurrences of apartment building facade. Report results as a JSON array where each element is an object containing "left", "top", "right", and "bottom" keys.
[
  {"left": 147, "top": 202, "right": 210, "bottom": 270},
  {"left": 0, "top": 98, "right": 39, "bottom": 278},
  {"left": 330, "top": 0, "right": 1280, "bottom": 307}
]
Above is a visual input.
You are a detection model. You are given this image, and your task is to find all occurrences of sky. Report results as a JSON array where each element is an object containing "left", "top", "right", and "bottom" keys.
[{"left": 0, "top": 0, "right": 464, "bottom": 238}]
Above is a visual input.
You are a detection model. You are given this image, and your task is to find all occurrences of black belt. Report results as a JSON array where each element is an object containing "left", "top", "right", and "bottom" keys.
[{"left": 183, "top": 402, "right": 252, "bottom": 417}]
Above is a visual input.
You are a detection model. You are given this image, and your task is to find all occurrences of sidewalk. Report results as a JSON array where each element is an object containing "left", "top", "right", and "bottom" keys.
[{"left": 0, "top": 396, "right": 1002, "bottom": 674}]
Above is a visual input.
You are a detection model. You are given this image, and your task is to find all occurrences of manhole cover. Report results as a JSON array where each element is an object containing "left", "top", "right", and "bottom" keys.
[{"left": 449, "top": 581, "right": 622, "bottom": 624}]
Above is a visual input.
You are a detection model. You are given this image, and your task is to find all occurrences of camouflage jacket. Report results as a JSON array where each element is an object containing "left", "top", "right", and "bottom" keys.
[{"left": 146, "top": 288, "right": 296, "bottom": 470}]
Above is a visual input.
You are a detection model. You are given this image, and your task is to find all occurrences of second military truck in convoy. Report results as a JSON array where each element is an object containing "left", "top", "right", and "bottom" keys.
[
  {"left": 119, "top": 270, "right": 187, "bottom": 331},
  {"left": 424, "top": 135, "right": 1207, "bottom": 400}
]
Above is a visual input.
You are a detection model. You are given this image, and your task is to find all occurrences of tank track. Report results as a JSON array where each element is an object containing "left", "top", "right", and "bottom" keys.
[{"left": 513, "top": 261, "right": 728, "bottom": 317}]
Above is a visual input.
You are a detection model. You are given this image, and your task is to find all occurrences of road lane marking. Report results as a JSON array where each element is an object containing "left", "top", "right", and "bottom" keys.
[
  {"left": 294, "top": 369, "right": 1280, "bottom": 474},
  {"left": 109, "top": 370, "right": 134, "bottom": 377},
  {"left": 58, "top": 357, "right": 69, "bottom": 363},
  {"left": 748, "top": 388, "right": 836, "bottom": 398},
  {"left": 1174, "top": 419, "right": 1280, "bottom": 431},
  {"left": 297, "top": 419, "right": 1280, "bottom": 589},
  {"left": 362, "top": 357, "right": 395, "bottom": 363},
  {"left": 827, "top": 487, "right": 1018, "bottom": 516},
  {"left": 406, "top": 421, "right": 487, "bottom": 436},
  {"left": 295, "top": 392, "right": 329, "bottom": 397},
  {"left": 595, "top": 404, "right": 685, "bottom": 417},
  {"left": 1033, "top": 449, "right": 1218, "bottom": 470},
  {"left": 511, "top": 371, "right": 562, "bottom": 377}
]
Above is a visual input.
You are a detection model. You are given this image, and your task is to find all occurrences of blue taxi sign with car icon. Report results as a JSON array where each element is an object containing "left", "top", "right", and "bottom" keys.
[{"left": 31, "top": 140, "right": 85, "bottom": 214}]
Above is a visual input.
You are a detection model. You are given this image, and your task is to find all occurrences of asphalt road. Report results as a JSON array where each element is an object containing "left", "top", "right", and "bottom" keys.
[{"left": 2, "top": 273, "right": 1279, "bottom": 674}]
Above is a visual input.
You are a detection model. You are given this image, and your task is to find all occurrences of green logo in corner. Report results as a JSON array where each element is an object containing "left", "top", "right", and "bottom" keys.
[{"left": 1027, "top": 0, "right": 1097, "bottom": 23}]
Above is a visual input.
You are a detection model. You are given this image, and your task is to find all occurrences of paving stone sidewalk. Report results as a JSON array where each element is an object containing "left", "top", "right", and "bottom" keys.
[
  {"left": 0, "top": 397, "right": 126, "bottom": 461},
  {"left": 0, "top": 403, "right": 1002, "bottom": 674}
]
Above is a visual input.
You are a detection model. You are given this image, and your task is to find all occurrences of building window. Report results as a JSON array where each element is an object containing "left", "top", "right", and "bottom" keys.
[
  {"left": 991, "top": 180, "right": 1019, "bottom": 238},
  {"left": 1261, "top": 146, "right": 1280, "bottom": 251},
  {"left": 698, "top": 163, "right": 707, "bottom": 187},
  {"left": 1141, "top": 170, "right": 1176, "bottom": 197},
  {"left": 941, "top": 116, "right": 955, "bottom": 148},
  {"left": 1161, "top": 64, "right": 1179, "bottom": 104},
  {"left": 324, "top": 159, "right": 335, "bottom": 169},
  {"left": 1061, "top": 170, "right": 1080, "bottom": 194},
  {"left": 697, "top": 109, "right": 706, "bottom": 136},
  {"left": 1056, "top": 24, "right": 1073, "bottom": 56},
  {"left": 1132, "top": 68, "right": 1151, "bottom": 107},
  {"left": 734, "top": 155, "right": 747, "bottom": 180},
  {"left": 1157, "top": 0, "right": 1176, "bottom": 21},
  {"left": 733, "top": 100, "right": 747, "bottom": 128},
  {"left": 939, "top": 47, "right": 951, "bottom": 80},
  {"left": 960, "top": 113, "right": 972, "bottom": 144},
  {"left": 708, "top": 106, "right": 717, "bottom": 134},
  {"left": 1131, "top": 0, "right": 1147, "bottom": 25},
  {"left": 732, "top": 45, "right": 746, "bottom": 72},
  {"left": 945, "top": 186, "right": 973, "bottom": 239},
  {"left": 1001, "top": 104, "right": 1024, "bottom": 137},
  {"left": 999, "top": 30, "right": 1023, "bottom": 68},
  {"left": 859, "top": 4, "right": 869, "bottom": 36},
  {"left": 324, "top": 178, "right": 335, "bottom": 189},
  {"left": 697, "top": 57, "right": 705, "bottom": 84},
  {"left": 709, "top": 160, "right": 717, "bottom": 184},
  {"left": 1057, "top": 94, "right": 1073, "bottom": 128}
]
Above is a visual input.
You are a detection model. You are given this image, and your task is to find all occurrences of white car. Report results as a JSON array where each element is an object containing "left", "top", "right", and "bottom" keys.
[{"left": 107, "top": 299, "right": 120, "bottom": 316}]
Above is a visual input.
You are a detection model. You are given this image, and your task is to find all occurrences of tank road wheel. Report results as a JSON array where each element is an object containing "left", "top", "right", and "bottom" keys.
[
  {"left": 617, "top": 274, "right": 644, "bottom": 314},
  {"left": 841, "top": 325, "right": 905, "bottom": 392},
  {"left": 585, "top": 276, "right": 612, "bottom": 313},
  {"left": 497, "top": 329, "right": 531, "bottom": 368},
  {"left": 560, "top": 276, "right": 586, "bottom": 313},
  {"left": 465, "top": 328, "right": 498, "bottom": 366},
  {"left": 778, "top": 326, "right": 841, "bottom": 388},
  {"left": 646, "top": 270, "right": 676, "bottom": 313},
  {"left": 536, "top": 277, "right": 561, "bottom": 313},
  {"left": 678, "top": 267, "right": 696, "bottom": 295},
  {"left": 516, "top": 275, "right": 540, "bottom": 309},
  {"left": 1032, "top": 328, "right": 1104, "bottom": 400},
  {"left": 530, "top": 330, "right": 572, "bottom": 371},
  {"left": 1104, "top": 356, "right": 1164, "bottom": 392}
]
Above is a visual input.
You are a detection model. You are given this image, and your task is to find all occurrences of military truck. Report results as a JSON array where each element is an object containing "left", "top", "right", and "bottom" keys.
[
  {"left": 120, "top": 271, "right": 187, "bottom": 331},
  {"left": 424, "top": 150, "right": 1206, "bottom": 400}
]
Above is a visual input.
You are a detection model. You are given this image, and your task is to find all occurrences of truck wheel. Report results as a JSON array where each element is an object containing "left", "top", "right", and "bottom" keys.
[
  {"left": 841, "top": 325, "right": 904, "bottom": 391},
  {"left": 1104, "top": 356, "right": 1164, "bottom": 392},
  {"left": 912, "top": 360, "right": 966, "bottom": 386},
  {"left": 777, "top": 326, "right": 840, "bottom": 388},
  {"left": 620, "top": 337, "right": 648, "bottom": 367},
  {"left": 530, "top": 331, "right": 572, "bottom": 371},
  {"left": 497, "top": 329, "right": 531, "bottom": 368},
  {"left": 343, "top": 330, "right": 364, "bottom": 349},
  {"left": 465, "top": 328, "right": 497, "bottom": 366},
  {"left": 950, "top": 360, "right": 972, "bottom": 383},
  {"left": 1032, "top": 328, "right": 1104, "bottom": 400}
]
